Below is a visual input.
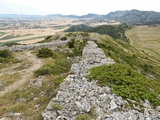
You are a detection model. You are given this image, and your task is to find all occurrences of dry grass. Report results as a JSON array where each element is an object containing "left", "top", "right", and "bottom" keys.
[
  {"left": 0, "top": 73, "right": 21, "bottom": 87},
  {"left": 0, "top": 18, "right": 120, "bottom": 45},
  {"left": 0, "top": 74, "right": 63, "bottom": 120},
  {"left": 0, "top": 49, "right": 69, "bottom": 119},
  {"left": 0, "top": 18, "right": 83, "bottom": 45},
  {"left": 126, "top": 25, "right": 160, "bottom": 60}
]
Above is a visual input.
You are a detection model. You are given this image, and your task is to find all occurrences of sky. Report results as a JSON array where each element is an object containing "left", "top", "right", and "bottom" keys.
[{"left": 0, "top": 0, "right": 160, "bottom": 15}]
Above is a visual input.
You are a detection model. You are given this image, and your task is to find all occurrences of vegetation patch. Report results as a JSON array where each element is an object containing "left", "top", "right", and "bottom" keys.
[
  {"left": 0, "top": 40, "right": 22, "bottom": 46},
  {"left": 96, "top": 36, "right": 160, "bottom": 80},
  {"left": 52, "top": 103, "right": 62, "bottom": 110},
  {"left": 52, "top": 24, "right": 71, "bottom": 29},
  {"left": 7, "top": 102, "right": 27, "bottom": 112},
  {"left": 36, "top": 48, "right": 53, "bottom": 58},
  {"left": 38, "top": 35, "right": 59, "bottom": 43},
  {"left": 65, "top": 32, "right": 89, "bottom": 38},
  {"left": 64, "top": 24, "right": 91, "bottom": 32},
  {"left": 35, "top": 49, "right": 72, "bottom": 77},
  {"left": 2, "top": 42, "right": 22, "bottom": 47},
  {"left": 87, "top": 64, "right": 160, "bottom": 107},
  {"left": 54, "top": 76, "right": 64, "bottom": 86},
  {"left": 0, "top": 32, "right": 6, "bottom": 36},
  {"left": 0, "top": 49, "right": 19, "bottom": 63},
  {"left": 65, "top": 24, "right": 131, "bottom": 42},
  {"left": 0, "top": 73, "right": 20, "bottom": 87},
  {"left": 65, "top": 33, "right": 73, "bottom": 37},
  {"left": 88, "top": 106, "right": 97, "bottom": 119},
  {"left": 0, "top": 34, "right": 33, "bottom": 40},
  {"left": 74, "top": 114, "right": 92, "bottom": 120},
  {"left": 67, "top": 38, "right": 87, "bottom": 56},
  {"left": 0, "top": 73, "right": 67, "bottom": 119},
  {"left": 60, "top": 36, "right": 67, "bottom": 41},
  {"left": 0, "top": 35, "right": 21, "bottom": 40}
]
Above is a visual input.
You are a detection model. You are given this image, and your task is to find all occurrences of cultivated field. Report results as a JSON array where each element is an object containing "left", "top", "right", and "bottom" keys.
[
  {"left": 0, "top": 18, "right": 83, "bottom": 45},
  {"left": 126, "top": 25, "right": 160, "bottom": 60},
  {"left": 0, "top": 17, "right": 119, "bottom": 45}
]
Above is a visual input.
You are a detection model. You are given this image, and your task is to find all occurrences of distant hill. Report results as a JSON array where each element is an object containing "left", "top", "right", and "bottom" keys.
[
  {"left": 86, "top": 24, "right": 131, "bottom": 41},
  {"left": 1, "top": 9, "right": 160, "bottom": 24},
  {"left": 105, "top": 9, "right": 160, "bottom": 24},
  {"left": 64, "top": 24, "right": 91, "bottom": 32},
  {"left": 65, "top": 24, "right": 132, "bottom": 42}
]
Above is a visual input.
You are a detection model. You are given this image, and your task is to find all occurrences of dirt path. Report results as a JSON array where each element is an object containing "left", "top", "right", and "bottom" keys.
[{"left": 0, "top": 51, "right": 43, "bottom": 96}]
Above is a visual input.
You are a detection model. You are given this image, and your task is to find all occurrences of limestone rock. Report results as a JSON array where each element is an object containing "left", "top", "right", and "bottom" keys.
[
  {"left": 110, "top": 99, "right": 118, "bottom": 111},
  {"left": 42, "top": 41, "right": 160, "bottom": 120},
  {"left": 156, "top": 106, "right": 160, "bottom": 111},
  {"left": 15, "top": 98, "right": 27, "bottom": 102}
]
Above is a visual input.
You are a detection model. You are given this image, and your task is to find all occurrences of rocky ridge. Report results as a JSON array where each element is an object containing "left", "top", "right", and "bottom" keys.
[
  {"left": 0, "top": 40, "right": 69, "bottom": 52},
  {"left": 42, "top": 41, "right": 160, "bottom": 120}
]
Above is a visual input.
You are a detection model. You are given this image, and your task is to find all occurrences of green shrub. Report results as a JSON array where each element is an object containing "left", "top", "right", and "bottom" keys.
[
  {"left": 88, "top": 106, "right": 97, "bottom": 119},
  {"left": 60, "top": 36, "right": 67, "bottom": 41},
  {"left": 74, "top": 114, "right": 92, "bottom": 120},
  {"left": 52, "top": 103, "right": 62, "bottom": 110},
  {"left": 3, "top": 42, "right": 21, "bottom": 47},
  {"left": 65, "top": 33, "right": 73, "bottom": 37},
  {"left": 96, "top": 38, "right": 160, "bottom": 79},
  {"left": 38, "top": 35, "right": 59, "bottom": 43},
  {"left": 45, "top": 35, "right": 52, "bottom": 40},
  {"left": 87, "top": 64, "right": 160, "bottom": 107},
  {"left": 0, "top": 49, "right": 17, "bottom": 63},
  {"left": 67, "top": 39, "right": 87, "bottom": 56},
  {"left": 54, "top": 76, "right": 64, "bottom": 85},
  {"left": 34, "top": 66, "right": 51, "bottom": 76},
  {"left": 0, "top": 49, "right": 11, "bottom": 58},
  {"left": 36, "top": 48, "right": 53, "bottom": 58},
  {"left": 35, "top": 51, "right": 72, "bottom": 77},
  {"left": 68, "top": 39, "right": 75, "bottom": 48}
]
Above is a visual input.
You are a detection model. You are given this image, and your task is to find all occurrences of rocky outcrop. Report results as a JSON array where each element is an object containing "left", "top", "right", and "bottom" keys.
[
  {"left": 42, "top": 41, "right": 160, "bottom": 120},
  {"left": 0, "top": 40, "right": 69, "bottom": 52}
]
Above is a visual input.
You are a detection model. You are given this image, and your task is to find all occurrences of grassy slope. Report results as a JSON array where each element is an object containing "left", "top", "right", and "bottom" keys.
[
  {"left": 0, "top": 33, "right": 88, "bottom": 119},
  {"left": 0, "top": 50, "right": 70, "bottom": 119},
  {"left": 65, "top": 24, "right": 132, "bottom": 42},
  {"left": 125, "top": 25, "right": 160, "bottom": 60},
  {"left": 89, "top": 34, "right": 160, "bottom": 106},
  {"left": 0, "top": 32, "right": 160, "bottom": 119},
  {"left": 97, "top": 35, "right": 160, "bottom": 78}
]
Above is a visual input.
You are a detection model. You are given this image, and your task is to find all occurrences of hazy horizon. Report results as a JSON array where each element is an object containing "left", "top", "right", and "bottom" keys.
[{"left": 0, "top": 0, "right": 160, "bottom": 15}]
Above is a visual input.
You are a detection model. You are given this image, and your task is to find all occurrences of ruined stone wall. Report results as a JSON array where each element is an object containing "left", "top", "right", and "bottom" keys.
[{"left": 42, "top": 41, "right": 160, "bottom": 120}]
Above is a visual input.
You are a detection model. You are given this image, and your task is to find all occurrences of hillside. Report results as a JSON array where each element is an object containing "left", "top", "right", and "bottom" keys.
[
  {"left": 105, "top": 9, "right": 160, "bottom": 24},
  {"left": 64, "top": 24, "right": 91, "bottom": 32},
  {"left": 65, "top": 24, "right": 132, "bottom": 42},
  {"left": 0, "top": 32, "right": 160, "bottom": 119},
  {"left": 2, "top": 9, "right": 160, "bottom": 25},
  {"left": 126, "top": 25, "right": 160, "bottom": 60}
]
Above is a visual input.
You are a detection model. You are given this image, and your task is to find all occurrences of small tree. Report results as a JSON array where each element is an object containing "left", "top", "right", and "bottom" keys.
[
  {"left": 67, "top": 39, "right": 75, "bottom": 48},
  {"left": 36, "top": 48, "right": 53, "bottom": 58},
  {"left": 0, "top": 49, "right": 11, "bottom": 58},
  {"left": 60, "top": 36, "right": 67, "bottom": 41}
]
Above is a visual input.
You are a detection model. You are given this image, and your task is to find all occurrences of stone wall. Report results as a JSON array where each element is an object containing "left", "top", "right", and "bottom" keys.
[
  {"left": 0, "top": 40, "right": 69, "bottom": 52},
  {"left": 42, "top": 41, "right": 160, "bottom": 120}
]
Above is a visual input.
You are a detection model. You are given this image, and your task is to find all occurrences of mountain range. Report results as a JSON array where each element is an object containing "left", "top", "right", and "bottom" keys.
[{"left": 1, "top": 9, "right": 160, "bottom": 24}]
